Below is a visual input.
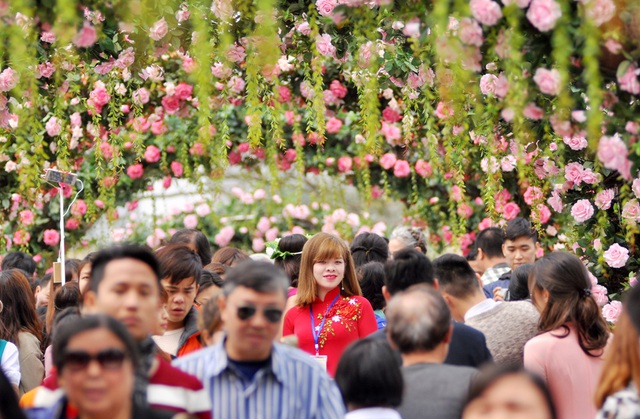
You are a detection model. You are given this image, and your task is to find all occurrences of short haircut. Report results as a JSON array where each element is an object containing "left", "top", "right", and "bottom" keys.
[
  {"left": 223, "top": 260, "right": 289, "bottom": 299},
  {"left": 432, "top": 254, "right": 481, "bottom": 299},
  {"left": 466, "top": 246, "right": 479, "bottom": 262},
  {"left": 335, "top": 339, "right": 403, "bottom": 409},
  {"left": 198, "top": 294, "right": 223, "bottom": 338},
  {"left": 350, "top": 232, "right": 389, "bottom": 268},
  {"left": 475, "top": 227, "right": 505, "bottom": 259},
  {"left": 504, "top": 217, "right": 538, "bottom": 243},
  {"left": 1, "top": 251, "right": 36, "bottom": 276},
  {"left": 89, "top": 244, "right": 162, "bottom": 293},
  {"left": 39, "top": 273, "right": 52, "bottom": 288},
  {"left": 465, "top": 364, "right": 557, "bottom": 419},
  {"left": 168, "top": 228, "right": 213, "bottom": 266},
  {"left": 389, "top": 226, "right": 427, "bottom": 254},
  {"left": 155, "top": 244, "right": 202, "bottom": 285},
  {"left": 211, "top": 246, "right": 249, "bottom": 267},
  {"left": 383, "top": 248, "right": 434, "bottom": 296},
  {"left": 386, "top": 285, "right": 452, "bottom": 354},
  {"left": 508, "top": 264, "right": 534, "bottom": 301},
  {"left": 53, "top": 315, "right": 140, "bottom": 373},
  {"left": 357, "top": 261, "right": 386, "bottom": 311},
  {"left": 200, "top": 269, "right": 224, "bottom": 289}
]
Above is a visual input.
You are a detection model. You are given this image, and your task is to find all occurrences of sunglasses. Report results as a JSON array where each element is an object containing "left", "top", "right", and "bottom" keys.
[
  {"left": 237, "top": 306, "right": 283, "bottom": 323},
  {"left": 62, "top": 348, "right": 128, "bottom": 372}
]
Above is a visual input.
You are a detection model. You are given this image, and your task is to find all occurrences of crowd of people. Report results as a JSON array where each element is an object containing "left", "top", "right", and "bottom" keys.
[{"left": 0, "top": 217, "right": 637, "bottom": 418}]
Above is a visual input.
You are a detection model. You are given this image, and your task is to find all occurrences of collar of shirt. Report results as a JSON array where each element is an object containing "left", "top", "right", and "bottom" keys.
[
  {"left": 465, "top": 298, "right": 501, "bottom": 322},
  {"left": 205, "top": 339, "right": 285, "bottom": 384},
  {"left": 480, "top": 263, "right": 511, "bottom": 286}
]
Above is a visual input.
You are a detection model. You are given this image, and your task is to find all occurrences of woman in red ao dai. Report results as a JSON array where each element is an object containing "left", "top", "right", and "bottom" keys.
[{"left": 283, "top": 233, "right": 377, "bottom": 376}]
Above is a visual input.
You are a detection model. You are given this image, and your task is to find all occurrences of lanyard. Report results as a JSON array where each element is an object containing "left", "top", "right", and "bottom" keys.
[{"left": 310, "top": 294, "right": 340, "bottom": 356}]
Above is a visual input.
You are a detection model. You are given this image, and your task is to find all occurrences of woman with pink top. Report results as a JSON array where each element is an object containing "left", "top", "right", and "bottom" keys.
[{"left": 524, "top": 252, "right": 610, "bottom": 419}]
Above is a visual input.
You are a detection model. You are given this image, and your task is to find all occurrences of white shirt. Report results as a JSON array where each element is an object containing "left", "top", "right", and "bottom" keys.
[
  {"left": 345, "top": 408, "right": 402, "bottom": 419},
  {"left": 1, "top": 340, "right": 21, "bottom": 386},
  {"left": 153, "top": 327, "right": 184, "bottom": 356},
  {"left": 464, "top": 298, "right": 501, "bottom": 322}
]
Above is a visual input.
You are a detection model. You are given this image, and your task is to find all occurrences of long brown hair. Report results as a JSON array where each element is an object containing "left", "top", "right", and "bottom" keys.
[
  {"left": 528, "top": 252, "right": 609, "bottom": 355},
  {"left": 595, "top": 310, "right": 640, "bottom": 407},
  {"left": 0, "top": 269, "right": 43, "bottom": 346},
  {"left": 296, "top": 233, "right": 361, "bottom": 306}
]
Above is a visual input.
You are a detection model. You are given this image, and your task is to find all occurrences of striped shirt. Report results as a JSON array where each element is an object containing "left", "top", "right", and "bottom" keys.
[{"left": 173, "top": 341, "right": 346, "bottom": 419}]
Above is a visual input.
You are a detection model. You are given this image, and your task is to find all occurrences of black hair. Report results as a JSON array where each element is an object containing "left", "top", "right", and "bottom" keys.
[
  {"left": 0, "top": 368, "right": 26, "bottom": 419},
  {"left": 465, "top": 363, "right": 557, "bottom": 419},
  {"left": 199, "top": 269, "right": 224, "bottom": 288},
  {"left": 627, "top": 284, "right": 640, "bottom": 335},
  {"left": 466, "top": 245, "right": 478, "bottom": 262},
  {"left": 350, "top": 232, "right": 390, "bottom": 268},
  {"left": 1, "top": 251, "right": 36, "bottom": 277},
  {"left": 155, "top": 244, "right": 202, "bottom": 285},
  {"left": 504, "top": 217, "right": 538, "bottom": 243},
  {"left": 272, "top": 234, "right": 307, "bottom": 287},
  {"left": 335, "top": 339, "right": 403, "bottom": 409},
  {"left": 223, "top": 260, "right": 289, "bottom": 298},
  {"left": 383, "top": 248, "right": 434, "bottom": 296},
  {"left": 475, "top": 227, "right": 505, "bottom": 259},
  {"left": 508, "top": 264, "right": 534, "bottom": 301},
  {"left": 53, "top": 314, "right": 140, "bottom": 373},
  {"left": 39, "top": 273, "right": 52, "bottom": 288},
  {"left": 357, "top": 261, "right": 386, "bottom": 311},
  {"left": 168, "top": 228, "right": 213, "bottom": 266},
  {"left": 432, "top": 253, "right": 481, "bottom": 299},
  {"left": 89, "top": 244, "right": 162, "bottom": 293}
]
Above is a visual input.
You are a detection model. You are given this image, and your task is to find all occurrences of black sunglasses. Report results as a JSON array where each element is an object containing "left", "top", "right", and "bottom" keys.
[
  {"left": 237, "top": 306, "right": 283, "bottom": 323},
  {"left": 62, "top": 348, "right": 128, "bottom": 372}
]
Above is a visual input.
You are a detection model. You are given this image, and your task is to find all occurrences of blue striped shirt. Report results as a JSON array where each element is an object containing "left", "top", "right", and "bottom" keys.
[{"left": 173, "top": 341, "right": 346, "bottom": 419}]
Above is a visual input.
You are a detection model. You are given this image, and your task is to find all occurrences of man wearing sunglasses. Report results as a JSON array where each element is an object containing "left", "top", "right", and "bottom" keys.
[{"left": 174, "top": 260, "right": 345, "bottom": 419}]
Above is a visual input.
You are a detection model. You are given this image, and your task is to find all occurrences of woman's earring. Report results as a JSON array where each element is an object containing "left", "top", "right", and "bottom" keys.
[{"left": 341, "top": 282, "right": 345, "bottom": 291}]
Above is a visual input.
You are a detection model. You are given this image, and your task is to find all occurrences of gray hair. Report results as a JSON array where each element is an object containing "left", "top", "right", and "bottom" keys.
[
  {"left": 223, "top": 260, "right": 289, "bottom": 299},
  {"left": 389, "top": 226, "right": 427, "bottom": 254},
  {"left": 386, "top": 285, "right": 451, "bottom": 354}
]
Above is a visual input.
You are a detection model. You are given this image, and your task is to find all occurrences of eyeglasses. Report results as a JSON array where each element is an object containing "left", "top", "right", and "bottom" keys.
[
  {"left": 61, "top": 348, "right": 128, "bottom": 372},
  {"left": 236, "top": 306, "right": 283, "bottom": 323}
]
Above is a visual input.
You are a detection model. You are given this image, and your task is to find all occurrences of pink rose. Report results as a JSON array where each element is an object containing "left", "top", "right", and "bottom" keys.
[
  {"left": 171, "top": 161, "right": 184, "bottom": 177},
  {"left": 415, "top": 159, "right": 432, "bottom": 177},
  {"left": 379, "top": 153, "right": 397, "bottom": 170},
  {"left": 132, "top": 88, "right": 150, "bottom": 105},
  {"left": 326, "top": 117, "right": 343, "bottom": 134},
  {"left": 183, "top": 214, "right": 198, "bottom": 229},
  {"left": 547, "top": 190, "right": 564, "bottom": 213},
  {"left": 563, "top": 133, "right": 588, "bottom": 151},
  {"left": 586, "top": 0, "right": 616, "bottom": 27},
  {"left": 523, "top": 103, "right": 544, "bottom": 120},
  {"left": 479, "top": 74, "right": 498, "bottom": 96},
  {"left": 592, "top": 284, "right": 609, "bottom": 306},
  {"left": 214, "top": 226, "right": 235, "bottom": 247},
  {"left": 0, "top": 68, "right": 18, "bottom": 92},
  {"left": 523, "top": 186, "right": 543, "bottom": 206},
  {"left": 571, "top": 199, "right": 594, "bottom": 223},
  {"left": 37, "top": 62, "right": 56, "bottom": 79},
  {"left": 252, "top": 237, "right": 266, "bottom": 253},
  {"left": 435, "top": 101, "right": 453, "bottom": 119},
  {"left": 380, "top": 122, "right": 401, "bottom": 144},
  {"left": 74, "top": 23, "right": 97, "bottom": 48},
  {"left": 162, "top": 94, "right": 181, "bottom": 114},
  {"left": 89, "top": 84, "right": 111, "bottom": 107},
  {"left": 595, "top": 189, "right": 615, "bottom": 210},
  {"left": 533, "top": 204, "right": 552, "bottom": 224},
  {"left": 227, "top": 76, "right": 245, "bottom": 94},
  {"left": 502, "top": 202, "right": 521, "bottom": 220},
  {"left": 581, "top": 169, "right": 599, "bottom": 185},
  {"left": 19, "top": 210, "right": 35, "bottom": 226},
  {"left": 316, "top": 0, "right": 337, "bottom": 16},
  {"left": 41, "top": 31, "right": 56, "bottom": 43},
  {"left": 459, "top": 18, "right": 484, "bottom": 46},
  {"left": 501, "top": 155, "right": 517, "bottom": 172},
  {"left": 71, "top": 200, "right": 87, "bottom": 217},
  {"left": 337, "top": 156, "right": 353, "bottom": 173},
  {"left": 13, "top": 230, "right": 31, "bottom": 246},
  {"left": 43, "top": 229, "right": 60, "bottom": 246},
  {"left": 315, "top": 33, "right": 337, "bottom": 57},
  {"left": 393, "top": 160, "right": 411, "bottom": 178},
  {"left": 226, "top": 44, "right": 246, "bottom": 62},
  {"left": 45, "top": 116, "right": 62, "bottom": 136},
  {"left": 526, "top": 0, "right": 562, "bottom": 32},
  {"left": 533, "top": 68, "right": 561, "bottom": 95},
  {"left": 470, "top": 0, "right": 503, "bottom": 26},
  {"left": 126, "top": 163, "right": 144, "bottom": 179},
  {"left": 457, "top": 203, "right": 474, "bottom": 219},
  {"left": 564, "top": 162, "right": 584, "bottom": 184},
  {"left": 622, "top": 200, "right": 640, "bottom": 222},
  {"left": 494, "top": 74, "right": 509, "bottom": 98},
  {"left": 618, "top": 64, "right": 640, "bottom": 95},
  {"left": 602, "top": 301, "right": 622, "bottom": 323},
  {"left": 144, "top": 145, "right": 161, "bottom": 163},
  {"left": 149, "top": 18, "right": 168, "bottom": 41},
  {"left": 598, "top": 135, "right": 631, "bottom": 179},
  {"left": 478, "top": 218, "right": 493, "bottom": 230},
  {"left": 603, "top": 243, "right": 630, "bottom": 268},
  {"left": 329, "top": 80, "right": 348, "bottom": 99}
]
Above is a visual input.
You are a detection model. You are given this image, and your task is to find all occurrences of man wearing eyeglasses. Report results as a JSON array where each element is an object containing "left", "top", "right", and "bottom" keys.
[{"left": 174, "top": 260, "right": 345, "bottom": 419}]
